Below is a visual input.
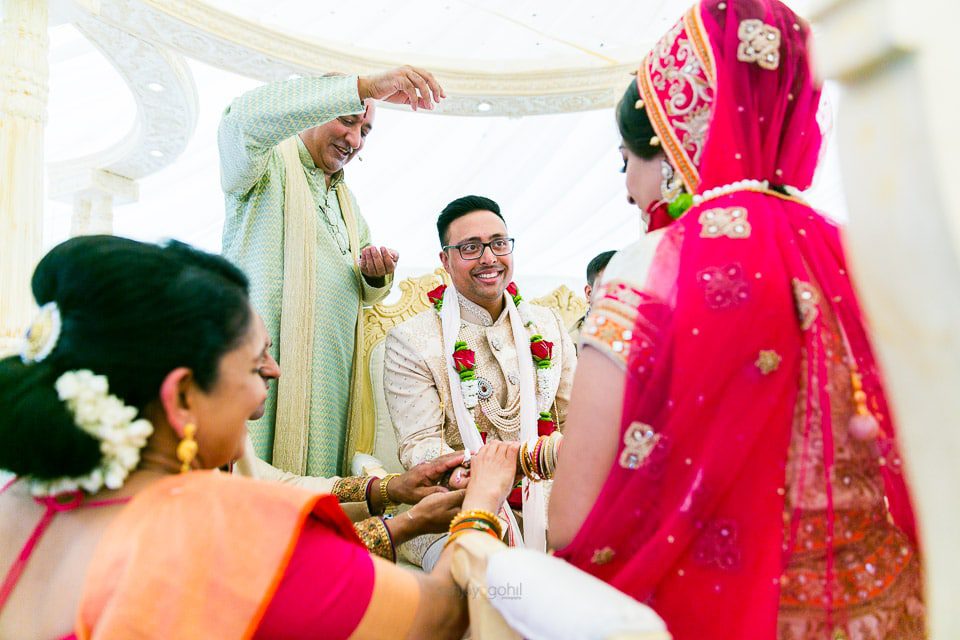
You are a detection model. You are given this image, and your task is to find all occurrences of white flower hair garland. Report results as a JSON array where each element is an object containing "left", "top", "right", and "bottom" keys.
[{"left": 29, "top": 370, "right": 154, "bottom": 496}]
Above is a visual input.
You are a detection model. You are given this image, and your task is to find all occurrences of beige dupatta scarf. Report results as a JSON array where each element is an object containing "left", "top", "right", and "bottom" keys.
[{"left": 274, "top": 137, "right": 373, "bottom": 475}]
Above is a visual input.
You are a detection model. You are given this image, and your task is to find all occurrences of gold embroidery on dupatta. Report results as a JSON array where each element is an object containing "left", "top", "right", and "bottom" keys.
[
  {"left": 619, "top": 421, "right": 661, "bottom": 470},
  {"left": 699, "top": 207, "right": 752, "bottom": 239},
  {"left": 638, "top": 5, "right": 716, "bottom": 193},
  {"left": 756, "top": 349, "right": 782, "bottom": 375},
  {"left": 591, "top": 546, "right": 616, "bottom": 565},
  {"left": 687, "top": 2, "right": 717, "bottom": 84},
  {"left": 792, "top": 279, "right": 820, "bottom": 330},
  {"left": 737, "top": 19, "right": 782, "bottom": 70},
  {"left": 778, "top": 306, "right": 926, "bottom": 637}
]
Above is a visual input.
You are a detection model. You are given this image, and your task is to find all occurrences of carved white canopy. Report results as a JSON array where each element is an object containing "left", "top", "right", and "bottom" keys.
[{"left": 40, "top": 0, "right": 839, "bottom": 292}]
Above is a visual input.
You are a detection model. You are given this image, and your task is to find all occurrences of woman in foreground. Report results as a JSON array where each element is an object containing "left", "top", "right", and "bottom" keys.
[{"left": 0, "top": 235, "right": 518, "bottom": 639}]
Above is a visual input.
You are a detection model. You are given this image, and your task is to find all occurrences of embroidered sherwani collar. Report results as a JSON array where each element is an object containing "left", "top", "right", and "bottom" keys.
[{"left": 457, "top": 292, "right": 508, "bottom": 328}]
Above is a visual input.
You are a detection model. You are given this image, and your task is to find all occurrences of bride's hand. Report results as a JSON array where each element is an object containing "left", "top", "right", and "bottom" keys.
[{"left": 462, "top": 441, "right": 521, "bottom": 513}]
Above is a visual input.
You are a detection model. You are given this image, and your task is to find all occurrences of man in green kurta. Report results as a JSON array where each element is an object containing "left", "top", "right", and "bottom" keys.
[{"left": 219, "top": 67, "right": 445, "bottom": 477}]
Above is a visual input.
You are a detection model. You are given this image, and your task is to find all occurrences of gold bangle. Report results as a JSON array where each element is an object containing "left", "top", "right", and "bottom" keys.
[
  {"left": 445, "top": 525, "right": 500, "bottom": 549},
  {"left": 445, "top": 526, "right": 500, "bottom": 549},
  {"left": 545, "top": 431, "right": 563, "bottom": 479},
  {"left": 379, "top": 473, "right": 401, "bottom": 513},
  {"left": 518, "top": 441, "right": 534, "bottom": 481},
  {"left": 449, "top": 509, "right": 503, "bottom": 540}
]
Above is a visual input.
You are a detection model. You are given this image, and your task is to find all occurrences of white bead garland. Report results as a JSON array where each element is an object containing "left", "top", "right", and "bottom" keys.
[{"left": 692, "top": 179, "right": 770, "bottom": 206}]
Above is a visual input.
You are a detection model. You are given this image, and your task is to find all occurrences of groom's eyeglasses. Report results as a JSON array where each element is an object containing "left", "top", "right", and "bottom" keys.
[{"left": 443, "top": 238, "right": 515, "bottom": 260}]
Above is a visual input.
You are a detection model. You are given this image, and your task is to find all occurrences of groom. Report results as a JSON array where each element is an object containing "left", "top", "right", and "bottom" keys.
[{"left": 383, "top": 195, "right": 576, "bottom": 564}]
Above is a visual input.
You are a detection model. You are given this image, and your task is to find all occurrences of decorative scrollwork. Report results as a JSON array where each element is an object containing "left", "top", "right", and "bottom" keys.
[
  {"left": 530, "top": 284, "right": 587, "bottom": 330},
  {"left": 362, "top": 269, "right": 450, "bottom": 363}
]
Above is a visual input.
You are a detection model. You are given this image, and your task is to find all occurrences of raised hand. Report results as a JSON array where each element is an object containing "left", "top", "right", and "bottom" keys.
[{"left": 357, "top": 65, "right": 446, "bottom": 111}]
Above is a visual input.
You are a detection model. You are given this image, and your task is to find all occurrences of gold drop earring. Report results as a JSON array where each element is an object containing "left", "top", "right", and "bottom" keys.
[{"left": 177, "top": 422, "right": 198, "bottom": 473}]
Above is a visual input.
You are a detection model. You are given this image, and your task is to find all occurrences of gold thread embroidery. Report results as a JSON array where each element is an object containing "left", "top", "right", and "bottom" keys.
[
  {"left": 756, "top": 350, "right": 782, "bottom": 375},
  {"left": 699, "top": 207, "right": 752, "bottom": 239},
  {"left": 619, "top": 421, "right": 661, "bottom": 470},
  {"left": 592, "top": 546, "right": 616, "bottom": 565},
  {"left": 737, "top": 19, "right": 782, "bottom": 70},
  {"left": 686, "top": 3, "right": 717, "bottom": 84},
  {"left": 639, "top": 7, "right": 715, "bottom": 194},
  {"left": 332, "top": 475, "right": 370, "bottom": 504},
  {"left": 582, "top": 281, "right": 647, "bottom": 367},
  {"left": 792, "top": 279, "right": 820, "bottom": 330},
  {"left": 354, "top": 517, "right": 395, "bottom": 562}
]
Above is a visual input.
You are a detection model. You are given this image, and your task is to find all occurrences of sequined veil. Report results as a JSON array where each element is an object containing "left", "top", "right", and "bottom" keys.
[{"left": 555, "top": 1, "right": 925, "bottom": 638}]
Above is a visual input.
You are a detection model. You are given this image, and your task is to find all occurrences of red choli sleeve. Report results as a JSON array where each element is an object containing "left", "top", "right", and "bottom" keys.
[{"left": 255, "top": 513, "right": 375, "bottom": 639}]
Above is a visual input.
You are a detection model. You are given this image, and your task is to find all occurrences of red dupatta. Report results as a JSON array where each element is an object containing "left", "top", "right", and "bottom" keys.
[{"left": 557, "top": 1, "right": 920, "bottom": 638}]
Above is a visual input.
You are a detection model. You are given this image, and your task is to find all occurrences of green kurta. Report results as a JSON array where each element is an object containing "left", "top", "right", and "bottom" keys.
[{"left": 219, "top": 75, "right": 391, "bottom": 476}]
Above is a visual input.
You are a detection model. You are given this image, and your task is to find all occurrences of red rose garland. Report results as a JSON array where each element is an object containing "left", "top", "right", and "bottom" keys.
[
  {"left": 529, "top": 335, "right": 553, "bottom": 369},
  {"left": 452, "top": 340, "right": 476, "bottom": 379},
  {"left": 506, "top": 281, "right": 522, "bottom": 307},
  {"left": 452, "top": 340, "right": 478, "bottom": 408},
  {"left": 427, "top": 284, "right": 447, "bottom": 312},
  {"left": 537, "top": 411, "right": 557, "bottom": 437},
  {"left": 435, "top": 281, "right": 557, "bottom": 427}
]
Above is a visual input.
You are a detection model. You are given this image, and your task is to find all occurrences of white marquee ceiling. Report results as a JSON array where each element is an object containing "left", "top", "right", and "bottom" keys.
[{"left": 39, "top": 0, "right": 845, "bottom": 297}]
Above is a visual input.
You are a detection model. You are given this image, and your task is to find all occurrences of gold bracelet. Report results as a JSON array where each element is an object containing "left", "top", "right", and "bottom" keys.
[
  {"left": 379, "top": 473, "right": 401, "bottom": 513},
  {"left": 449, "top": 509, "right": 503, "bottom": 540}
]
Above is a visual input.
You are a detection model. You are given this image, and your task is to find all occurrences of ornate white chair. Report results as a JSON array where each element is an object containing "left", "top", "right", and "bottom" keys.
[
  {"left": 530, "top": 284, "right": 587, "bottom": 333},
  {"left": 353, "top": 269, "right": 450, "bottom": 476}
]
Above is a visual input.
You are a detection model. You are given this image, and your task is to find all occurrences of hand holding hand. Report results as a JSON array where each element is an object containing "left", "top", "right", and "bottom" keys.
[
  {"left": 357, "top": 65, "right": 445, "bottom": 111},
  {"left": 388, "top": 451, "right": 465, "bottom": 505}
]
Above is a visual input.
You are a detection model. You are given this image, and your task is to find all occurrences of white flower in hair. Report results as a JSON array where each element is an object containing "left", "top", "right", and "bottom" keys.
[
  {"left": 30, "top": 370, "right": 154, "bottom": 496},
  {"left": 20, "top": 302, "right": 62, "bottom": 364}
]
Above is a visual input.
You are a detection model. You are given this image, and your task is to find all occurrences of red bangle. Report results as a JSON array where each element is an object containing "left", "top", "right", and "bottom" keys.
[
  {"left": 532, "top": 437, "right": 545, "bottom": 478},
  {"left": 364, "top": 477, "right": 378, "bottom": 512}
]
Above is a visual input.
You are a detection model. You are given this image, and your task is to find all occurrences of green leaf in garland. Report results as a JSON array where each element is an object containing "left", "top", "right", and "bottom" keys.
[{"left": 667, "top": 192, "right": 694, "bottom": 219}]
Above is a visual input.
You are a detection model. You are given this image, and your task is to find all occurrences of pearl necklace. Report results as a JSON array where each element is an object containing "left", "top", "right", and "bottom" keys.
[{"left": 692, "top": 179, "right": 769, "bottom": 206}]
